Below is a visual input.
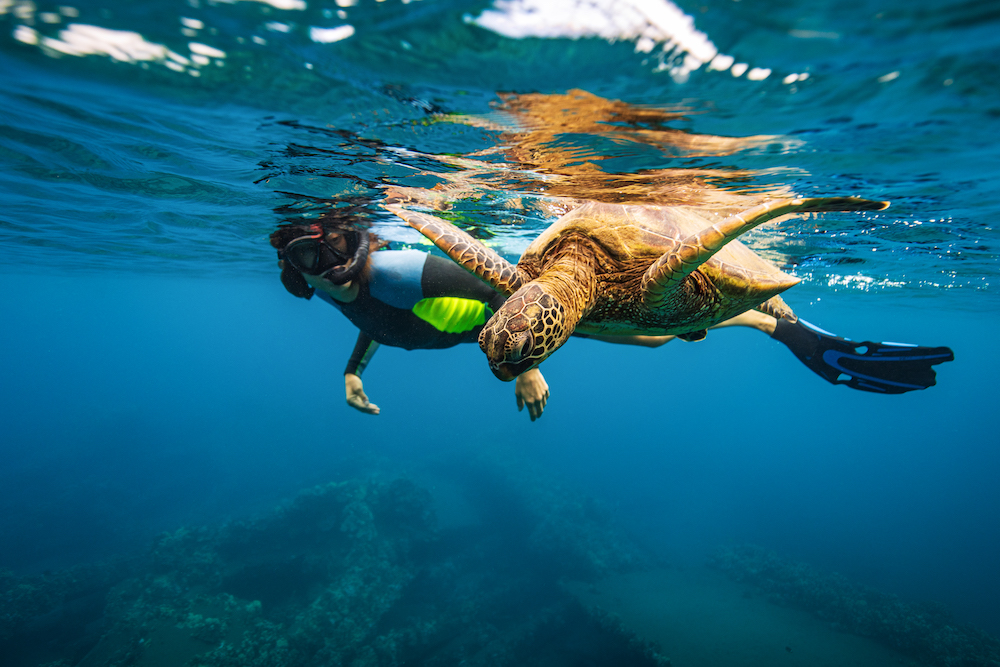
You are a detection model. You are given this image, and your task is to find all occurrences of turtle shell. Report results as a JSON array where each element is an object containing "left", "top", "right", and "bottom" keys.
[{"left": 520, "top": 201, "right": 800, "bottom": 335}]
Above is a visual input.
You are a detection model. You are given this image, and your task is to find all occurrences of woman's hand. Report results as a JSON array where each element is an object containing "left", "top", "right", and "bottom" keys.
[
  {"left": 345, "top": 373, "right": 380, "bottom": 415},
  {"left": 515, "top": 368, "right": 550, "bottom": 421}
]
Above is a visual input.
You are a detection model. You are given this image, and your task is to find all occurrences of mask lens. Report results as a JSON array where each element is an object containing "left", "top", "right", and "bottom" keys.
[
  {"left": 285, "top": 232, "right": 353, "bottom": 276},
  {"left": 285, "top": 237, "right": 321, "bottom": 273},
  {"left": 318, "top": 242, "right": 350, "bottom": 268}
]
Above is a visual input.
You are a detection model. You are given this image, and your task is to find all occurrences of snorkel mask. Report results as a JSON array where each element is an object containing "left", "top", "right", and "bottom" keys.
[{"left": 271, "top": 223, "right": 371, "bottom": 298}]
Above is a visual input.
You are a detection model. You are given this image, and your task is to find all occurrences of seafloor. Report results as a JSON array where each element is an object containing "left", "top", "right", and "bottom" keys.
[{"left": 3, "top": 458, "right": 998, "bottom": 667}]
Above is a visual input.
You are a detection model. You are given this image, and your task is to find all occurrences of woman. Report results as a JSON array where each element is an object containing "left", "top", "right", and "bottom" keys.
[{"left": 270, "top": 220, "right": 553, "bottom": 420}]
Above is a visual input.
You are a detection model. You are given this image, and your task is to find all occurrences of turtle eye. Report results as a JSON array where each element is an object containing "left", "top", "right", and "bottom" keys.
[{"left": 507, "top": 332, "right": 532, "bottom": 363}]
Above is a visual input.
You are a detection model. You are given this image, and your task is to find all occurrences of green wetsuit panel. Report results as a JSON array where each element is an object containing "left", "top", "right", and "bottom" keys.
[{"left": 412, "top": 296, "right": 492, "bottom": 334}]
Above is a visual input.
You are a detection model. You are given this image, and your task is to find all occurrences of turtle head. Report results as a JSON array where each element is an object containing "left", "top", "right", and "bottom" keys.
[{"left": 479, "top": 283, "right": 572, "bottom": 381}]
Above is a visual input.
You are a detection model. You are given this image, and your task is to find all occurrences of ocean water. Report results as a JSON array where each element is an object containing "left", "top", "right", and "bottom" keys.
[{"left": 2, "top": 0, "right": 1000, "bottom": 664}]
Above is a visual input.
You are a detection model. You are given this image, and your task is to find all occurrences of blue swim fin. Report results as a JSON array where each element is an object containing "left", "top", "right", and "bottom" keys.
[{"left": 771, "top": 318, "right": 954, "bottom": 394}]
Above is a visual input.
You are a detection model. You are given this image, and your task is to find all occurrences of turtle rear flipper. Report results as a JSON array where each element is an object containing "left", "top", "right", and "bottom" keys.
[{"left": 772, "top": 318, "right": 955, "bottom": 393}]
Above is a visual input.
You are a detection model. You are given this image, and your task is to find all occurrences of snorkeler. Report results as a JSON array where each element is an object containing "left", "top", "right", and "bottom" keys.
[
  {"left": 271, "top": 220, "right": 952, "bottom": 423},
  {"left": 270, "top": 221, "right": 553, "bottom": 420}
]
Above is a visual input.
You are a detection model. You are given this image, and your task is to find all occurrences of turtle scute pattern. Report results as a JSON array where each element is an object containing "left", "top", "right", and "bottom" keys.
[
  {"left": 479, "top": 283, "right": 570, "bottom": 381},
  {"left": 530, "top": 203, "right": 794, "bottom": 335}
]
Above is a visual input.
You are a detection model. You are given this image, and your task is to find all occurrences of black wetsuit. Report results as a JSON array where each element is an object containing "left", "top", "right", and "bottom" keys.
[{"left": 314, "top": 249, "right": 505, "bottom": 376}]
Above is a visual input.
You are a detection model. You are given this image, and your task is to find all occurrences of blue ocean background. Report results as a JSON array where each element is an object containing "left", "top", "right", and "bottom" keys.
[{"left": 2, "top": 0, "right": 999, "bottom": 664}]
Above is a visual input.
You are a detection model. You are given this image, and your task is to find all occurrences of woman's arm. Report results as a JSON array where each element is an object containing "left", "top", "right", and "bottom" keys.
[{"left": 344, "top": 332, "right": 381, "bottom": 415}]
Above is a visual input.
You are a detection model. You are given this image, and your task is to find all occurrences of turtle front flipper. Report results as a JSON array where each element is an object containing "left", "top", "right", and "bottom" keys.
[
  {"left": 386, "top": 205, "right": 528, "bottom": 296},
  {"left": 641, "top": 197, "right": 889, "bottom": 307}
]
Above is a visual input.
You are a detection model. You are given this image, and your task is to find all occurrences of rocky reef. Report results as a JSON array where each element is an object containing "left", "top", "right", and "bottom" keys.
[
  {"left": 1, "top": 558, "right": 142, "bottom": 666},
  {"left": 708, "top": 544, "right": 1000, "bottom": 667},
  {"left": 2, "top": 470, "right": 666, "bottom": 667}
]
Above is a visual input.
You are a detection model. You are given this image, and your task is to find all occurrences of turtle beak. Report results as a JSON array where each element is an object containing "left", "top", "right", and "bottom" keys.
[
  {"left": 490, "top": 360, "right": 532, "bottom": 382},
  {"left": 490, "top": 363, "right": 517, "bottom": 382}
]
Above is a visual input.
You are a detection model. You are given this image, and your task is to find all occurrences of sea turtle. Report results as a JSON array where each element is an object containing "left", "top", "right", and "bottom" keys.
[{"left": 387, "top": 197, "right": 889, "bottom": 381}]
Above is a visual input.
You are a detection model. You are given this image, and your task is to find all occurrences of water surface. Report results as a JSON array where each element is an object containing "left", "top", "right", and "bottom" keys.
[{"left": 2, "top": 0, "right": 999, "bottom": 662}]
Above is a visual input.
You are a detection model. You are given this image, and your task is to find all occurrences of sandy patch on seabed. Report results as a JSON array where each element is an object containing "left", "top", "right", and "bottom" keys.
[{"left": 565, "top": 567, "right": 930, "bottom": 667}]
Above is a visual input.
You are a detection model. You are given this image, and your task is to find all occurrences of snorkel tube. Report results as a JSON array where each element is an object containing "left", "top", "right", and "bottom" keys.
[{"left": 320, "top": 231, "right": 370, "bottom": 285}]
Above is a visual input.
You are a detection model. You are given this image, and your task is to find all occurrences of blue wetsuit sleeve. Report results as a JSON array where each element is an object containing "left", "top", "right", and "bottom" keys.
[
  {"left": 420, "top": 254, "right": 506, "bottom": 311},
  {"left": 345, "top": 331, "right": 380, "bottom": 377}
]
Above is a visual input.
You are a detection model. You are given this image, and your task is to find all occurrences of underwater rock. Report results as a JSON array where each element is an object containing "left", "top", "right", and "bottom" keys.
[
  {"left": 79, "top": 478, "right": 433, "bottom": 666},
  {"left": 30, "top": 473, "right": 663, "bottom": 666},
  {"left": 0, "top": 557, "right": 140, "bottom": 667},
  {"left": 708, "top": 544, "right": 1000, "bottom": 667}
]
